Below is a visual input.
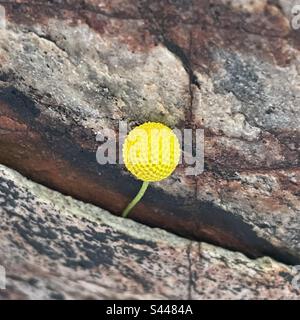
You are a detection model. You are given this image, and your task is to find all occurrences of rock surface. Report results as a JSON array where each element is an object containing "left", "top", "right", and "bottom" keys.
[
  {"left": 0, "top": 164, "right": 299, "bottom": 300},
  {"left": 0, "top": 0, "right": 299, "bottom": 267}
]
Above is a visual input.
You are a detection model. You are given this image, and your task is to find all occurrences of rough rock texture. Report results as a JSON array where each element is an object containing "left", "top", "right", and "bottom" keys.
[
  {"left": 0, "top": 164, "right": 299, "bottom": 300},
  {"left": 0, "top": 0, "right": 299, "bottom": 267}
]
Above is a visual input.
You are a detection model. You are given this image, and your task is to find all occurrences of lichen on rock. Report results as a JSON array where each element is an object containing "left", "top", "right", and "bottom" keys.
[
  {"left": 0, "top": 0, "right": 300, "bottom": 299},
  {"left": 0, "top": 164, "right": 298, "bottom": 299}
]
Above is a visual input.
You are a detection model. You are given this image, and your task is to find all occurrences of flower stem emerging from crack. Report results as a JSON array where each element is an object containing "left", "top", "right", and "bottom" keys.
[{"left": 122, "top": 181, "right": 149, "bottom": 218}]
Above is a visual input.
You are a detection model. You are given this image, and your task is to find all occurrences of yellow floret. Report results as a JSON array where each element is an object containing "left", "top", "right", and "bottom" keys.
[{"left": 123, "top": 122, "right": 181, "bottom": 182}]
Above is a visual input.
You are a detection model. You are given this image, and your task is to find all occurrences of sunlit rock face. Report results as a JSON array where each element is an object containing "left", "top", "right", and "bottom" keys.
[
  {"left": 0, "top": 164, "right": 299, "bottom": 300},
  {"left": 0, "top": 0, "right": 299, "bottom": 266}
]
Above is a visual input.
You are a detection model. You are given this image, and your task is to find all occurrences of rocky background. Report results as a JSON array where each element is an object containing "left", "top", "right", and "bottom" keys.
[
  {"left": 0, "top": 0, "right": 299, "bottom": 299},
  {"left": 0, "top": 164, "right": 299, "bottom": 299}
]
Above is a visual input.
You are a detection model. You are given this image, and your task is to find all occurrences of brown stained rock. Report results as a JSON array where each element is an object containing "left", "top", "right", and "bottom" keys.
[
  {"left": 0, "top": 164, "right": 299, "bottom": 300},
  {"left": 0, "top": 1, "right": 299, "bottom": 265}
]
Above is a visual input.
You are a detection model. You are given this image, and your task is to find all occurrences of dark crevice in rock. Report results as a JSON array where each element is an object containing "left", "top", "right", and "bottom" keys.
[
  {"left": 0, "top": 87, "right": 299, "bottom": 266},
  {"left": 0, "top": 84, "right": 300, "bottom": 264},
  {"left": 136, "top": 2, "right": 201, "bottom": 200},
  {"left": 0, "top": 86, "right": 41, "bottom": 120},
  {"left": 1, "top": 1, "right": 300, "bottom": 270},
  {"left": 162, "top": 37, "right": 200, "bottom": 88},
  {"left": 186, "top": 243, "right": 193, "bottom": 300}
]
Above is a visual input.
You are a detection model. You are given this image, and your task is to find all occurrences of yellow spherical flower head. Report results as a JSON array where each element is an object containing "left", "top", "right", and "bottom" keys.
[{"left": 123, "top": 122, "right": 181, "bottom": 182}]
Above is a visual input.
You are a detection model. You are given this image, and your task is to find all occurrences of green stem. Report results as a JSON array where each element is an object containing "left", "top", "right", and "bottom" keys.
[{"left": 122, "top": 181, "right": 150, "bottom": 218}]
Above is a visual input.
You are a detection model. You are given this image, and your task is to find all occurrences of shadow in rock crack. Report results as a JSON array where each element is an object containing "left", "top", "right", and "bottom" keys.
[{"left": 0, "top": 87, "right": 299, "bottom": 266}]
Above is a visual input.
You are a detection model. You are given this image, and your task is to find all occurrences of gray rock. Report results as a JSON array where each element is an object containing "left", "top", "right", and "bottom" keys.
[
  {"left": 0, "top": 0, "right": 299, "bottom": 267},
  {"left": 0, "top": 164, "right": 299, "bottom": 299}
]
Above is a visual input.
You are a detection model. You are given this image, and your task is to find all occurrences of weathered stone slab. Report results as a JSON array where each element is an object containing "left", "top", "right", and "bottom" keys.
[
  {"left": 0, "top": 164, "right": 299, "bottom": 299},
  {"left": 0, "top": 1, "right": 299, "bottom": 264}
]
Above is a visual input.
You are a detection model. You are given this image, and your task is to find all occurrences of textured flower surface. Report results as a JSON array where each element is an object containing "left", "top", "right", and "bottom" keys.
[{"left": 123, "top": 122, "right": 181, "bottom": 182}]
